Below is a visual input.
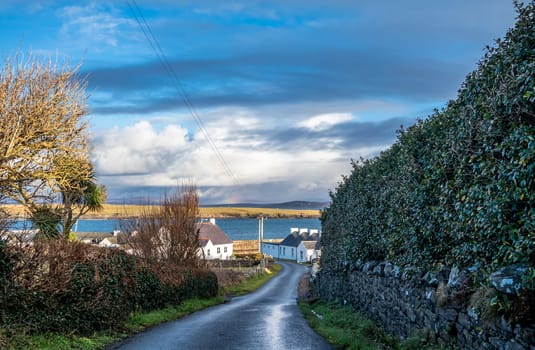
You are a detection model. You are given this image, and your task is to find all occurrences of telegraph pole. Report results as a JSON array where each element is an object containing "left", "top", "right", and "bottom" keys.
[{"left": 258, "top": 216, "right": 264, "bottom": 268}]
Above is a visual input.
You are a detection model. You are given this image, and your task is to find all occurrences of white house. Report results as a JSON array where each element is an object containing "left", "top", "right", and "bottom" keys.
[
  {"left": 98, "top": 237, "right": 120, "bottom": 248},
  {"left": 261, "top": 228, "right": 320, "bottom": 263},
  {"left": 197, "top": 219, "right": 233, "bottom": 260}
]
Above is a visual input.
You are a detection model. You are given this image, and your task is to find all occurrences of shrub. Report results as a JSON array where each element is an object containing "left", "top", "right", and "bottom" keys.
[
  {"left": 320, "top": 2, "right": 535, "bottom": 283},
  {"left": 0, "top": 239, "right": 218, "bottom": 336}
]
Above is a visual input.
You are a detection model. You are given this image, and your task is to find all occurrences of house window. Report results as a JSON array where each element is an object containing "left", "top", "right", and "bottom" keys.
[
  {"left": 300, "top": 251, "right": 304, "bottom": 261},
  {"left": 283, "top": 247, "right": 286, "bottom": 255},
  {"left": 224, "top": 246, "right": 227, "bottom": 253},
  {"left": 217, "top": 247, "right": 221, "bottom": 254},
  {"left": 207, "top": 249, "right": 210, "bottom": 256},
  {"left": 292, "top": 248, "right": 294, "bottom": 256}
]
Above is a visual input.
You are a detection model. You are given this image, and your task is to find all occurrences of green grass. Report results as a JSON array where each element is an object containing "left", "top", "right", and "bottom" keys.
[
  {"left": 125, "top": 298, "right": 224, "bottom": 332},
  {"left": 299, "top": 300, "right": 444, "bottom": 350},
  {"left": 2, "top": 332, "right": 117, "bottom": 350},
  {"left": 221, "top": 263, "right": 282, "bottom": 296},
  {"left": 4, "top": 264, "right": 282, "bottom": 350}
]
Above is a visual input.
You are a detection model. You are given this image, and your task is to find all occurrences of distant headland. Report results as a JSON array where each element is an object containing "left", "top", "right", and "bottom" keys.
[{"left": 4, "top": 202, "right": 325, "bottom": 219}]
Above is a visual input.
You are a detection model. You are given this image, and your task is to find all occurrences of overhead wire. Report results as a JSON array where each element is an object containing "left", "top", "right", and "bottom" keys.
[{"left": 126, "top": 0, "right": 241, "bottom": 188}]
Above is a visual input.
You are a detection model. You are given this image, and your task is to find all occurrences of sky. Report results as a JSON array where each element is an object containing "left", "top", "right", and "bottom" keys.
[{"left": 0, "top": 1, "right": 518, "bottom": 205}]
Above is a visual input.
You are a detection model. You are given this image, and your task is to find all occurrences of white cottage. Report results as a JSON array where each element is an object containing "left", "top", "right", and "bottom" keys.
[
  {"left": 197, "top": 219, "right": 233, "bottom": 260},
  {"left": 261, "top": 228, "right": 320, "bottom": 263}
]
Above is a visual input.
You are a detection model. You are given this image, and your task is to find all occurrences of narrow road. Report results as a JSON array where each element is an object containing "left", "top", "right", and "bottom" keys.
[{"left": 110, "top": 261, "right": 332, "bottom": 350}]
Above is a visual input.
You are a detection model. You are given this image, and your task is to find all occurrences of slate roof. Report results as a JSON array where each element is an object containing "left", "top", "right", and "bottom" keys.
[
  {"left": 279, "top": 232, "right": 320, "bottom": 249},
  {"left": 279, "top": 233, "right": 302, "bottom": 247},
  {"left": 302, "top": 240, "right": 320, "bottom": 250},
  {"left": 196, "top": 222, "right": 232, "bottom": 245}
]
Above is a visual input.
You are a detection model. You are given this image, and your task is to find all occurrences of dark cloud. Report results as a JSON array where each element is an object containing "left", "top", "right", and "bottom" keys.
[
  {"left": 104, "top": 182, "right": 330, "bottom": 205},
  {"left": 228, "top": 117, "right": 413, "bottom": 153},
  {"left": 86, "top": 51, "right": 466, "bottom": 116},
  {"left": 2, "top": 1, "right": 518, "bottom": 204},
  {"left": 81, "top": 0, "right": 515, "bottom": 118}
]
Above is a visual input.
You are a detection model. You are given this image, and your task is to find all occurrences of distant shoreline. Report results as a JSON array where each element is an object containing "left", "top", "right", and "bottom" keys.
[{"left": 4, "top": 204, "right": 321, "bottom": 219}]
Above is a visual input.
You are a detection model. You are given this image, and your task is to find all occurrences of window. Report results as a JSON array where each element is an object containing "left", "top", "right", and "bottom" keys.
[
  {"left": 217, "top": 247, "right": 221, "bottom": 254},
  {"left": 224, "top": 246, "right": 227, "bottom": 253},
  {"left": 207, "top": 249, "right": 210, "bottom": 256},
  {"left": 300, "top": 251, "right": 304, "bottom": 261},
  {"left": 292, "top": 248, "right": 294, "bottom": 256}
]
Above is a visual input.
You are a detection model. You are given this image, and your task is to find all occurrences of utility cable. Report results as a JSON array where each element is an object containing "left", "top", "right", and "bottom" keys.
[{"left": 127, "top": 0, "right": 241, "bottom": 187}]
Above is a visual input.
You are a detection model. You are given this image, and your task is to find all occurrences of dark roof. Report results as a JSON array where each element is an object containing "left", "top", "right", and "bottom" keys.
[
  {"left": 196, "top": 222, "right": 232, "bottom": 245},
  {"left": 302, "top": 241, "right": 320, "bottom": 250},
  {"left": 279, "top": 233, "right": 302, "bottom": 247},
  {"left": 279, "top": 232, "right": 319, "bottom": 248}
]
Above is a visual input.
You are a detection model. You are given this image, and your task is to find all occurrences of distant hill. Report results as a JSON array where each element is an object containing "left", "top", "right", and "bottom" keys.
[
  {"left": 106, "top": 197, "right": 329, "bottom": 210},
  {"left": 203, "top": 201, "right": 329, "bottom": 210}
]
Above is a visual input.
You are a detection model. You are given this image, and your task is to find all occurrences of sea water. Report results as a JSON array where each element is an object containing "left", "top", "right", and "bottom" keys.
[{"left": 12, "top": 217, "right": 321, "bottom": 240}]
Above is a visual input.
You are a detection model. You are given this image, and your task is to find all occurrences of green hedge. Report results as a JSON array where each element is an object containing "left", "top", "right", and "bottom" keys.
[
  {"left": 0, "top": 240, "right": 218, "bottom": 335},
  {"left": 320, "top": 3, "right": 534, "bottom": 279}
]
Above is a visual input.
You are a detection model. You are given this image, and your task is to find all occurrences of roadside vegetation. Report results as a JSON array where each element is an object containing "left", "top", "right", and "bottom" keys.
[
  {"left": 299, "top": 300, "right": 443, "bottom": 350},
  {"left": 0, "top": 51, "right": 287, "bottom": 350},
  {"left": 219, "top": 263, "right": 282, "bottom": 296},
  {"left": 319, "top": 0, "right": 534, "bottom": 324},
  {"left": 2, "top": 263, "right": 280, "bottom": 350}
]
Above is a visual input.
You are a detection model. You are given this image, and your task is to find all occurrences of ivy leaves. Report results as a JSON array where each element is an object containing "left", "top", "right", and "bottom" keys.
[{"left": 321, "top": 2, "right": 535, "bottom": 280}]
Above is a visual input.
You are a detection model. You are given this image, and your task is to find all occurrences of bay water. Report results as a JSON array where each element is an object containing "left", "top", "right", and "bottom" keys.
[{"left": 13, "top": 217, "right": 321, "bottom": 240}]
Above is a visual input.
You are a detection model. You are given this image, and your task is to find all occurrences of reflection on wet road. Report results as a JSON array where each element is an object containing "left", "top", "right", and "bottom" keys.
[{"left": 110, "top": 261, "right": 332, "bottom": 350}]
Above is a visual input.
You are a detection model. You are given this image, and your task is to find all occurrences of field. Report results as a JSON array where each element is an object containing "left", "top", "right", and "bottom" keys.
[{"left": 3, "top": 204, "right": 320, "bottom": 219}]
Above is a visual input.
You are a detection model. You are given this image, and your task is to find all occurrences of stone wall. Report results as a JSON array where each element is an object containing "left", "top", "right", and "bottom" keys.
[{"left": 316, "top": 261, "right": 535, "bottom": 350}]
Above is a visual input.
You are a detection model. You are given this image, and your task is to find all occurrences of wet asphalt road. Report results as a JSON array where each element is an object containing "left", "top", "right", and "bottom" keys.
[{"left": 110, "top": 261, "right": 332, "bottom": 350}]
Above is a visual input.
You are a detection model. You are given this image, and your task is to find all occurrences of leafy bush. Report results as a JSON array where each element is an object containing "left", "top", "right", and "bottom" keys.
[
  {"left": 320, "top": 2, "right": 534, "bottom": 280},
  {"left": 133, "top": 267, "right": 164, "bottom": 311},
  {"left": 0, "top": 239, "right": 218, "bottom": 335}
]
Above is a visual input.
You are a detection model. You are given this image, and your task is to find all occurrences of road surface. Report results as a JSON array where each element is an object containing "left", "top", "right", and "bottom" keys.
[{"left": 110, "top": 261, "right": 332, "bottom": 350}]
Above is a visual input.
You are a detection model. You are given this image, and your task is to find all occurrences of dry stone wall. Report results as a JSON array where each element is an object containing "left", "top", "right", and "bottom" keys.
[{"left": 316, "top": 261, "right": 535, "bottom": 350}]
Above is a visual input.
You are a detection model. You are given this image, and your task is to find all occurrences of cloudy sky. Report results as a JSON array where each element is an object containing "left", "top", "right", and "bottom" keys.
[{"left": 1, "top": 1, "right": 518, "bottom": 204}]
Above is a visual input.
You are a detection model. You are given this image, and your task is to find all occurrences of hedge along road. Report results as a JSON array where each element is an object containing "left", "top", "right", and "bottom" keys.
[{"left": 110, "top": 261, "right": 332, "bottom": 350}]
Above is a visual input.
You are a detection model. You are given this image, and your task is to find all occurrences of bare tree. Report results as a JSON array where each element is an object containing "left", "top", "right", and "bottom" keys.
[
  {"left": 122, "top": 184, "right": 201, "bottom": 267},
  {"left": 0, "top": 52, "right": 103, "bottom": 238},
  {"left": 0, "top": 195, "right": 13, "bottom": 241}
]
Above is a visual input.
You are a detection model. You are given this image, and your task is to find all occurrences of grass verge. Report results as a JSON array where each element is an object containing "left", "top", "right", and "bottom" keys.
[
  {"left": 298, "top": 300, "right": 444, "bottom": 350},
  {"left": 4, "top": 264, "right": 282, "bottom": 350},
  {"left": 2, "top": 332, "right": 117, "bottom": 350},
  {"left": 221, "top": 263, "right": 282, "bottom": 297}
]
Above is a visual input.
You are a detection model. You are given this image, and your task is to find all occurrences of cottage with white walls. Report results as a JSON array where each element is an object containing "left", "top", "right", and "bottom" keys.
[
  {"left": 261, "top": 228, "right": 320, "bottom": 263},
  {"left": 197, "top": 218, "right": 233, "bottom": 260}
]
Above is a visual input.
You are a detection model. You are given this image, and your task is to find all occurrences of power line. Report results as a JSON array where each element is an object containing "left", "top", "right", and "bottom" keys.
[{"left": 126, "top": 0, "right": 241, "bottom": 188}]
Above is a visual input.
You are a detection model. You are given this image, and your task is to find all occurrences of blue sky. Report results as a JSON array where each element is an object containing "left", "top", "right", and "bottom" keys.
[{"left": 0, "top": 1, "right": 518, "bottom": 204}]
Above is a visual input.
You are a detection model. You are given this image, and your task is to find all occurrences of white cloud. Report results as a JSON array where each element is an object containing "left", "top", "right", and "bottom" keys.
[
  {"left": 93, "top": 120, "right": 191, "bottom": 176},
  {"left": 92, "top": 107, "right": 398, "bottom": 203},
  {"left": 58, "top": 3, "right": 135, "bottom": 48},
  {"left": 297, "top": 112, "right": 354, "bottom": 131}
]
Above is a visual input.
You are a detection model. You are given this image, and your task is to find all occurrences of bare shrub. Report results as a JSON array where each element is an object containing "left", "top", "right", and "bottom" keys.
[
  {"left": 122, "top": 184, "right": 201, "bottom": 267},
  {"left": 213, "top": 269, "right": 247, "bottom": 288}
]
